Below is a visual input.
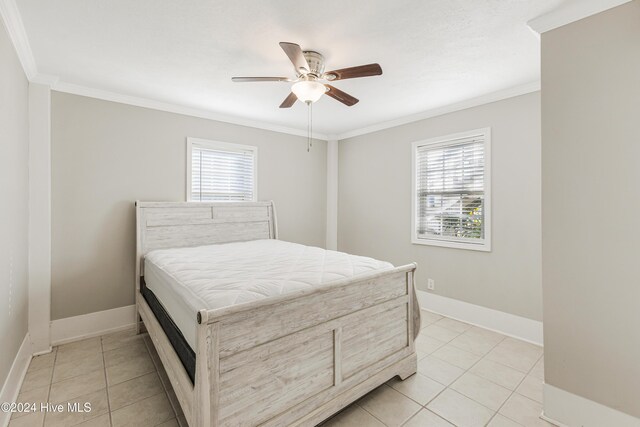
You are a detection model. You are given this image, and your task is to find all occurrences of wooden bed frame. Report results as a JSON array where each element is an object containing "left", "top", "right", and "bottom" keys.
[{"left": 135, "top": 201, "right": 419, "bottom": 427}]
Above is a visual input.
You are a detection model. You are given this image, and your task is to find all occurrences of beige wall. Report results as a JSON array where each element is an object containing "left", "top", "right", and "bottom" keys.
[
  {"left": 541, "top": 1, "right": 640, "bottom": 418},
  {"left": 0, "top": 20, "right": 30, "bottom": 385},
  {"left": 51, "top": 92, "right": 327, "bottom": 320},
  {"left": 339, "top": 92, "right": 542, "bottom": 321}
]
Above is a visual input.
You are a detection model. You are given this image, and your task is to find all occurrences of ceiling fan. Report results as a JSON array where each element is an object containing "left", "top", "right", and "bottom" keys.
[{"left": 232, "top": 42, "right": 383, "bottom": 108}]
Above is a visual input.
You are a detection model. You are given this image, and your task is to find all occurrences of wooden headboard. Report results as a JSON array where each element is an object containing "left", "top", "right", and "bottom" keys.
[{"left": 135, "top": 201, "right": 277, "bottom": 280}]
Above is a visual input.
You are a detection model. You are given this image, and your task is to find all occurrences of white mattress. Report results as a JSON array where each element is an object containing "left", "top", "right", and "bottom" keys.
[{"left": 144, "top": 239, "right": 394, "bottom": 349}]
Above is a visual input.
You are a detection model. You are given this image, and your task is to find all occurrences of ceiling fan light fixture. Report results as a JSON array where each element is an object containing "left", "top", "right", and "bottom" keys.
[{"left": 291, "top": 80, "right": 326, "bottom": 103}]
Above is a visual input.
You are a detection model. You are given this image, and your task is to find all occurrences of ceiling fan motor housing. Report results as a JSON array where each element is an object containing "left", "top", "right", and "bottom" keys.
[{"left": 302, "top": 51, "right": 325, "bottom": 77}]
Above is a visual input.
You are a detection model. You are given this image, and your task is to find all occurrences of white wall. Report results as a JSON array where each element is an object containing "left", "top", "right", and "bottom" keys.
[
  {"left": 0, "top": 18, "right": 30, "bottom": 387},
  {"left": 338, "top": 92, "right": 542, "bottom": 321},
  {"left": 541, "top": 1, "right": 640, "bottom": 420},
  {"left": 50, "top": 92, "right": 327, "bottom": 320}
]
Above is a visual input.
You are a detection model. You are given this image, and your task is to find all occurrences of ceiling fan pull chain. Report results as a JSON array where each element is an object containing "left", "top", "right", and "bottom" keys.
[
  {"left": 306, "top": 100, "right": 312, "bottom": 152},
  {"left": 310, "top": 102, "right": 313, "bottom": 150}
]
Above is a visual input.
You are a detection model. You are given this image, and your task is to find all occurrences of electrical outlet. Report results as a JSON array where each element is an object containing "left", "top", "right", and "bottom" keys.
[{"left": 427, "top": 278, "right": 435, "bottom": 290}]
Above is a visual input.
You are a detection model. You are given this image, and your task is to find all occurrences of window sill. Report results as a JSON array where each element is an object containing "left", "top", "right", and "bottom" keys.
[{"left": 412, "top": 237, "right": 491, "bottom": 252}]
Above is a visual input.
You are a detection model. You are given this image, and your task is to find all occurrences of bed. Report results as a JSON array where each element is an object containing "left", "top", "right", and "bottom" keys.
[{"left": 135, "top": 201, "right": 419, "bottom": 427}]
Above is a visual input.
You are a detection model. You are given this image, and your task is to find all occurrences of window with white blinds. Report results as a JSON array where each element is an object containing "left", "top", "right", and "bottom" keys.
[
  {"left": 187, "top": 138, "right": 257, "bottom": 202},
  {"left": 412, "top": 128, "right": 491, "bottom": 251}
]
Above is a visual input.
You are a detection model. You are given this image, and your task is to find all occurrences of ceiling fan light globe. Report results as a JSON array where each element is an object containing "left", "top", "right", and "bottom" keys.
[{"left": 291, "top": 81, "right": 326, "bottom": 103}]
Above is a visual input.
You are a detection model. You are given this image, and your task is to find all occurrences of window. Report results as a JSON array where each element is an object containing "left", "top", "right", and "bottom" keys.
[
  {"left": 187, "top": 138, "right": 257, "bottom": 202},
  {"left": 412, "top": 128, "right": 491, "bottom": 251}
]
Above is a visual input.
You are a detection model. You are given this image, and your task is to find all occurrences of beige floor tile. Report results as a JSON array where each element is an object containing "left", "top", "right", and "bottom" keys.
[
  {"left": 56, "top": 337, "right": 101, "bottom": 352},
  {"left": 44, "top": 388, "right": 109, "bottom": 427},
  {"left": 403, "top": 409, "right": 454, "bottom": 427},
  {"left": 156, "top": 419, "right": 179, "bottom": 427},
  {"left": 499, "top": 393, "right": 553, "bottom": 427},
  {"left": 55, "top": 342, "right": 102, "bottom": 366},
  {"left": 101, "top": 328, "right": 143, "bottom": 352},
  {"left": 322, "top": 404, "right": 385, "bottom": 427},
  {"left": 415, "top": 334, "right": 447, "bottom": 358},
  {"left": 28, "top": 351, "right": 57, "bottom": 372},
  {"left": 530, "top": 356, "right": 544, "bottom": 380},
  {"left": 421, "top": 311, "right": 443, "bottom": 327},
  {"left": 469, "top": 359, "right": 526, "bottom": 390},
  {"left": 110, "top": 393, "right": 175, "bottom": 427},
  {"left": 13, "top": 384, "right": 50, "bottom": 418},
  {"left": 422, "top": 325, "right": 461, "bottom": 343},
  {"left": 21, "top": 366, "right": 53, "bottom": 392},
  {"left": 358, "top": 385, "right": 421, "bottom": 427},
  {"left": 516, "top": 375, "right": 544, "bottom": 403},
  {"left": 464, "top": 326, "right": 505, "bottom": 344},
  {"left": 103, "top": 340, "right": 149, "bottom": 368},
  {"left": 448, "top": 331, "right": 501, "bottom": 356},
  {"left": 450, "top": 372, "right": 512, "bottom": 411},
  {"left": 56, "top": 338, "right": 102, "bottom": 362},
  {"left": 486, "top": 338, "right": 543, "bottom": 373},
  {"left": 49, "top": 370, "right": 106, "bottom": 404},
  {"left": 106, "top": 351, "right": 155, "bottom": 386},
  {"left": 52, "top": 352, "right": 104, "bottom": 383},
  {"left": 434, "top": 318, "right": 472, "bottom": 333},
  {"left": 487, "top": 414, "right": 523, "bottom": 427},
  {"left": 427, "top": 388, "right": 495, "bottom": 427},
  {"left": 75, "top": 413, "right": 111, "bottom": 427},
  {"left": 431, "top": 344, "right": 482, "bottom": 370},
  {"left": 9, "top": 410, "right": 45, "bottom": 427},
  {"left": 108, "top": 371, "right": 164, "bottom": 410},
  {"left": 387, "top": 372, "right": 445, "bottom": 405},
  {"left": 418, "top": 356, "right": 465, "bottom": 386}
]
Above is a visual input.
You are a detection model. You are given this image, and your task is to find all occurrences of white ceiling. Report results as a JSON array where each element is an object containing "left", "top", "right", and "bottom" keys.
[{"left": 17, "top": 0, "right": 564, "bottom": 136}]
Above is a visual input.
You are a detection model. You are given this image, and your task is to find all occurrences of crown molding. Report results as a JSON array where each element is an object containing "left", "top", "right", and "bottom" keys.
[
  {"left": 0, "top": 0, "right": 37, "bottom": 79},
  {"left": 51, "top": 80, "right": 330, "bottom": 140},
  {"left": 527, "top": 0, "right": 632, "bottom": 34},
  {"left": 335, "top": 81, "right": 541, "bottom": 140},
  {"left": 49, "top": 77, "right": 540, "bottom": 143}
]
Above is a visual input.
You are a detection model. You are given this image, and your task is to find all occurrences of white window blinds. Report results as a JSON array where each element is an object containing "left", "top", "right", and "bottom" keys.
[
  {"left": 188, "top": 139, "right": 257, "bottom": 202},
  {"left": 413, "top": 129, "right": 491, "bottom": 250}
]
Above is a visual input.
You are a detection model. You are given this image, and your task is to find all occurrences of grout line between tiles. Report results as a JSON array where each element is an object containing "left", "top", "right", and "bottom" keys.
[
  {"left": 41, "top": 348, "right": 57, "bottom": 427},
  {"left": 100, "top": 337, "right": 114, "bottom": 427},
  {"left": 415, "top": 310, "right": 544, "bottom": 427},
  {"left": 103, "top": 334, "right": 170, "bottom": 421},
  {"left": 355, "top": 384, "right": 404, "bottom": 427},
  {"left": 424, "top": 328, "right": 507, "bottom": 426},
  {"left": 483, "top": 352, "right": 544, "bottom": 427}
]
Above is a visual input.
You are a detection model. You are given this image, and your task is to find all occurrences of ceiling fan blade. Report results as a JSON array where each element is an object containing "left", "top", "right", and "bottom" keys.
[
  {"left": 324, "top": 63, "right": 382, "bottom": 81},
  {"left": 324, "top": 85, "right": 359, "bottom": 106},
  {"left": 279, "top": 42, "right": 310, "bottom": 74},
  {"left": 232, "top": 77, "right": 291, "bottom": 82},
  {"left": 279, "top": 92, "right": 298, "bottom": 108}
]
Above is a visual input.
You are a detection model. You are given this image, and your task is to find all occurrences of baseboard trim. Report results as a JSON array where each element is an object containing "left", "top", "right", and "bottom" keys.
[
  {"left": 416, "top": 291, "right": 543, "bottom": 345},
  {"left": 0, "top": 334, "right": 32, "bottom": 427},
  {"left": 50, "top": 305, "right": 137, "bottom": 345},
  {"left": 543, "top": 384, "right": 640, "bottom": 427}
]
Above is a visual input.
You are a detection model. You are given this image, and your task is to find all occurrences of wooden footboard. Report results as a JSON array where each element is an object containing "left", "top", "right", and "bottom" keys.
[
  {"left": 135, "top": 202, "right": 419, "bottom": 426},
  {"left": 190, "top": 264, "right": 417, "bottom": 426}
]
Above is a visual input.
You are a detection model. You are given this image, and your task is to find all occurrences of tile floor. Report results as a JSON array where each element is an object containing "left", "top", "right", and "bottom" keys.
[
  {"left": 10, "top": 329, "right": 184, "bottom": 427},
  {"left": 10, "top": 311, "right": 548, "bottom": 427}
]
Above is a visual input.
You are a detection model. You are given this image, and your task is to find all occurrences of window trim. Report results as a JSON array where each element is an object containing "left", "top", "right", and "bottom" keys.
[
  {"left": 186, "top": 137, "right": 258, "bottom": 202},
  {"left": 411, "top": 128, "right": 492, "bottom": 252}
]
